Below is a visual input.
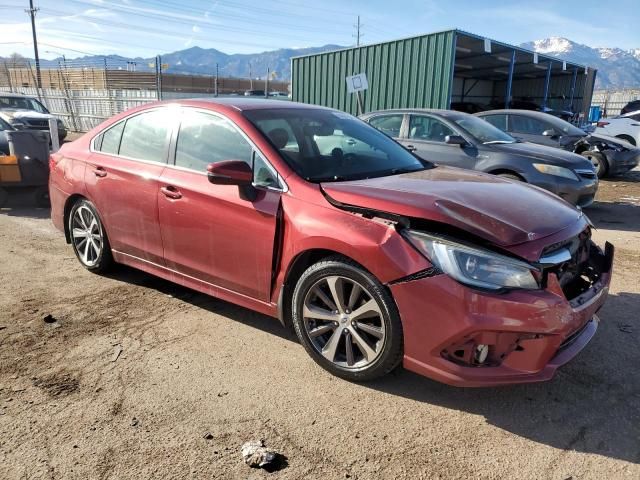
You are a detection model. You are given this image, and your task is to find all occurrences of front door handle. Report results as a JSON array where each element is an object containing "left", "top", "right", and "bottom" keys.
[
  {"left": 93, "top": 166, "right": 107, "bottom": 178},
  {"left": 160, "top": 186, "right": 182, "bottom": 200},
  {"left": 405, "top": 144, "right": 417, "bottom": 152}
]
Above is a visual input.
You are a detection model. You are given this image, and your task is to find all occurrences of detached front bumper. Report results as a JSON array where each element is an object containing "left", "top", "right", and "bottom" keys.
[{"left": 390, "top": 242, "right": 613, "bottom": 387}]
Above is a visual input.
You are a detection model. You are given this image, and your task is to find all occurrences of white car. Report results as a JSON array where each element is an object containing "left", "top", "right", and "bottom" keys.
[{"left": 596, "top": 110, "right": 640, "bottom": 147}]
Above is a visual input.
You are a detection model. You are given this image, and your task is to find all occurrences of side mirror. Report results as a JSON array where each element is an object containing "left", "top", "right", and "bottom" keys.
[
  {"left": 207, "top": 160, "right": 252, "bottom": 186},
  {"left": 445, "top": 135, "right": 468, "bottom": 146},
  {"left": 542, "top": 129, "right": 556, "bottom": 137}
]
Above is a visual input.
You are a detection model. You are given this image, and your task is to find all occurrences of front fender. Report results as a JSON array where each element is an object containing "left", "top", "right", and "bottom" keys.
[{"left": 274, "top": 195, "right": 430, "bottom": 292}]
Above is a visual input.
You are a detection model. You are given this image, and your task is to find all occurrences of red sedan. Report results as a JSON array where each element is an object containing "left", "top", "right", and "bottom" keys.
[{"left": 49, "top": 99, "right": 614, "bottom": 386}]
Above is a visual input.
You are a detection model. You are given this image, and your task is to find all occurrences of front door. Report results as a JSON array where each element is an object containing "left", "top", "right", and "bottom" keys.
[
  {"left": 86, "top": 108, "right": 174, "bottom": 265},
  {"left": 401, "top": 114, "right": 477, "bottom": 170},
  {"left": 158, "top": 108, "right": 281, "bottom": 301}
]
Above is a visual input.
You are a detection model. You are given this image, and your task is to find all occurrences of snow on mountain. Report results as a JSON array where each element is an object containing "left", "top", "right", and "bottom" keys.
[{"left": 520, "top": 37, "right": 640, "bottom": 89}]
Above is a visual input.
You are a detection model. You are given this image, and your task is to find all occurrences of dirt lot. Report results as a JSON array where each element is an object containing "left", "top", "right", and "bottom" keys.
[{"left": 1, "top": 170, "right": 639, "bottom": 480}]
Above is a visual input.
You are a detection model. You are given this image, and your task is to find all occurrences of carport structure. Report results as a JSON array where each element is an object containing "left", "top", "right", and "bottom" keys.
[{"left": 291, "top": 29, "right": 597, "bottom": 119}]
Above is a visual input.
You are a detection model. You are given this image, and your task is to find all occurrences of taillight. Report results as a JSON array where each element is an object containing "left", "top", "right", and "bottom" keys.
[{"left": 596, "top": 121, "right": 609, "bottom": 127}]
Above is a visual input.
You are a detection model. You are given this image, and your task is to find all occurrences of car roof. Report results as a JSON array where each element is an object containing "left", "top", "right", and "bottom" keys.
[
  {"left": 363, "top": 108, "right": 472, "bottom": 119},
  {"left": 0, "top": 93, "right": 34, "bottom": 99},
  {"left": 163, "top": 97, "right": 332, "bottom": 112}
]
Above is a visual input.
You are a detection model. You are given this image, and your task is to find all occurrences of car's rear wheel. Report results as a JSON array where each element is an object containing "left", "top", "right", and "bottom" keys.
[
  {"left": 581, "top": 151, "right": 608, "bottom": 178},
  {"left": 291, "top": 257, "right": 403, "bottom": 381},
  {"left": 69, "top": 199, "right": 113, "bottom": 272}
]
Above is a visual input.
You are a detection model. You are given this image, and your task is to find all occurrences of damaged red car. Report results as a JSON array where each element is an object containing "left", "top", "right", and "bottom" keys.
[{"left": 49, "top": 99, "right": 614, "bottom": 386}]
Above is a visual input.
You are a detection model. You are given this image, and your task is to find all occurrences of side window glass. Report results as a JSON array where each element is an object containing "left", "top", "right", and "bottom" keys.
[
  {"left": 483, "top": 115, "right": 507, "bottom": 131},
  {"left": 510, "top": 116, "right": 547, "bottom": 135},
  {"left": 253, "top": 152, "right": 280, "bottom": 189},
  {"left": 175, "top": 110, "right": 252, "bottom": 171},
  {"left": 119, "top": 110, "right": 172, "bottom": 162},
  {"left": 98, "top": 121, "right": 125, "bottom": 155},
  {"left": 368, "top": 115, "right": 403, "bottom": 137},
  {"left": 410, "top": 116, "right": 454, "bottom": 142}
]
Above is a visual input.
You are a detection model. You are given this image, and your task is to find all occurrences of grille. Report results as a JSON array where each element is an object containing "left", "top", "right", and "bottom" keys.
[
  {"left": 541, "top": 229, "right": 592, "bottom": 297},
  {"left": 23, "top": 119, "right": 49, "bottom": 129}
]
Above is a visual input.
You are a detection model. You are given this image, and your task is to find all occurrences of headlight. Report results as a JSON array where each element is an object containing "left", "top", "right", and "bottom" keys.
[
  {"left": 533, "top": 163, "right": 579, "bottom": 180},
  {"left": 56, "top": 119, "right": 64, "bottom": 127},
  {"left": 403, "top": 231, "right": 539, "bottom": 290}
]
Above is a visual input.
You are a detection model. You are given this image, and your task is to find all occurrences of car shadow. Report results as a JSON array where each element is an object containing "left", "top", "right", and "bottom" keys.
[
  {"left": 363, "top": 290, "right": 640, "bottom": 464},
  {"left": 103, "top": 265, "right": 298, "bottom": 344},
  {"left": 105, "top": 265, "right": 639, "bottom": 464},
  {"left": 0, "top": 189, "right": 51, "bottom": 219},
  {"left": 584, "top": 200, "right": 640, "bottom": 232},
  {"left": 605, "top": 169, "right": 640, "bottom": 183}
]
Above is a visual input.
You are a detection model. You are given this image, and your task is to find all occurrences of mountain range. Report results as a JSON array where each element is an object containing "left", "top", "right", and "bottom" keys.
[
  {"left": 519, "top": 37, "right": 640, "bottom": 89},
  {"left": 2, "top": 37, "right": 638, "bottom": 90}
]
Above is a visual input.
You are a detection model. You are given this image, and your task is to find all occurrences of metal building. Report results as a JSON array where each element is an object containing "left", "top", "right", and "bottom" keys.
[{"left": 291, "top": 29, "right": 597, "bottom": 119}]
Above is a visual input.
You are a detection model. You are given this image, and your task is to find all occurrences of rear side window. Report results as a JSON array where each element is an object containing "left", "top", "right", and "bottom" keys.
[
  {"left": 510, "top": 115, "right": 549, "bottom": 135},
  {"left": 175, "top": 110, "right": 253, "bottom": 171},
  {"left": 97, "top": 121, "right": 125, "bottom": 154},
  {"left": 368, "top": 114, "right": 403, "bottom": 137},
  {"left": 482, "top": 114, "right": 507, "bottom": 131},
  {"left": 118, "top": 109, "right": 172, "bottom": 162}
]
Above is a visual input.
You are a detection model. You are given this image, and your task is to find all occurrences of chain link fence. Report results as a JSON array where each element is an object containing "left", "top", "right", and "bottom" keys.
[
  {"left": 591, "top": 89, "right": 640, "bottom": 118},
  {"left": 0, "top": 57, "right": 290, "bottom": 133}
]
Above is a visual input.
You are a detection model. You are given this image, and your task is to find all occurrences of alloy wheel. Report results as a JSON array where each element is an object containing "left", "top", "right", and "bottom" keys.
[
  {"left": 302, "top": 275, "right": 386, "bottom": 369},
  {"left": 71, "top": 205, "right": 103, "bottom": 267}
]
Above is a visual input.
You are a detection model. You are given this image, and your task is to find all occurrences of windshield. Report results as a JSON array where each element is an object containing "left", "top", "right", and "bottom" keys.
[
  {"left": 0, "top": 96, "right": 48, "bottom": 113},
  {"left": 243, "top": 108, "right": 429, "bottom": 182},
  {"left": 452, "top": 115, "right": 516, "bottom": 144},
  {"left": 0, "top": 116, "right": 12, "bottom": 130}
]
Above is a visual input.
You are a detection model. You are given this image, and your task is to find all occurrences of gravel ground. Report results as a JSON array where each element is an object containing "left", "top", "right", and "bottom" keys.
[{"left": 0, "top": 170, "right": 639, "bottom": 479}]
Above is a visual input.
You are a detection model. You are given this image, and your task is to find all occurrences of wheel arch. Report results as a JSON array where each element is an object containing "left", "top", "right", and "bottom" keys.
[
  {"left": 487, "top": 168, "right": 526, "bottom": 181},
  {"left": 277, "top": 248, "right": 362, "bottom": 328},
  {"left": 615, "top": 134, "right": 636, "bottom": 146},
  {"left": 63, "top": 193, "right": 87, "bottom": 243}
]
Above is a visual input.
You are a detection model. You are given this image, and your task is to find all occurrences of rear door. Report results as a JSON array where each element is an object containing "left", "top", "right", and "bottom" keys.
[
  {"left": 508, "top": 114, "right": 558, "bottom": 147},
  {"left": 86, "top": 108, "right": 174, "bottom": 265},
  {"left": 157, "top": 108, "right": 281, "bottom": 301},
  {"left": 401, "top": 114, "right": 477, "bottom": 169}
]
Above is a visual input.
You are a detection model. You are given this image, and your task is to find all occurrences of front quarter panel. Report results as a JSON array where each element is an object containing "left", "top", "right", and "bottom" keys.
[{"left": 275, "top": 193, "right": 430, "bottom": 294}]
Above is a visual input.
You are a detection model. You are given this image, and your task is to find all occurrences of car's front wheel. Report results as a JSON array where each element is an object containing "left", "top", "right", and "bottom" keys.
[
  {"left": 68, "top": 199, "right": 113, "bottom": 272},
  {"left": 291, "top": 257, "right": 403, "bottom": 381},
  {"left": 581, "top": 151, "right": 608, "bottom": 178}
]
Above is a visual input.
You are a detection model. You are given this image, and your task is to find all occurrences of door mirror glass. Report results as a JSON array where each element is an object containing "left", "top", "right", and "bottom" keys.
[
  {"left": 542, "top": 129, "right": 556, "bottom": 137},
  {"left": 207, "top": 160, "right": 253, "bottom": 185},
  {"left": 445, "top": 135, "right": 467, "bottom": 146}
]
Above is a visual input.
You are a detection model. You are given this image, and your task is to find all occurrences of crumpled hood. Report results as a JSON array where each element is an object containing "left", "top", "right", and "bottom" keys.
[
  {"left": 0, "top": 109, "right": 49, "bottom": 121},
  {"left": 493, "top": 141, "right": 592, "bottom": 168},
  {"left": 322, "top": 167, "right": 584, "bottom": 248}
]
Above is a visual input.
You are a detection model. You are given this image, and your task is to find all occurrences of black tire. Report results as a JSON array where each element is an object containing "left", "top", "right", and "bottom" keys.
[
  {"left": 0, "top": 187, "right": 7, "bottom": 208},
  {"left": 615, "top": 135, "right": 636, "bottom": 146},
  {"left": 291, "top": 256, "right": 403, "bottom": 381},
  {"left": 581, "top": 151, "right": 608, "bottom": 178},
  {"left": 33, "top": 186, "right": 50, "bottom": 208},
  {"left": 68, "top": 198, "right": 113, "bottom": 273},
  {"left": 497, "top": 173, "right": 523, "bottom": 181}
]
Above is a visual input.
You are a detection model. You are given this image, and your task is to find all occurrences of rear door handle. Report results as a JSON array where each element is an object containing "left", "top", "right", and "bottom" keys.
[
  {"left": 346, "top": 139, "right": 357, "bottom": 146},
  {"left": 93, "top": 166, "right": 107, "bottom": 178},
  {"left": 160, "top": 186, "right": 182, "bottom": 200}
]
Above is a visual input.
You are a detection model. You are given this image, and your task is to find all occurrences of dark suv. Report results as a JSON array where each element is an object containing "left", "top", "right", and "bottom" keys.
[{"left": 361, "top": 109, "right": 598, "bottom": 207}]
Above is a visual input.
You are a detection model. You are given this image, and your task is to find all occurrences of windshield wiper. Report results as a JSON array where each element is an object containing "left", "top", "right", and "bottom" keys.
[{"left": 482, "top": 140, "right": 516, "bottom": 145}]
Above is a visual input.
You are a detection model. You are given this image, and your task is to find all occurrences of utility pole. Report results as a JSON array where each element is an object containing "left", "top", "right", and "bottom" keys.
[
  {"left": 248, "top": 62, "right": 253, "bottom": 89},
  {"left": 215, "top": 63, "right": 219, "bottom": 97},
  {"left": 353, "top": 15, "right": 363, "bottom": 47},
  {"left": 265, "top": 67, "right": 269, "bottom": 97},
  {"left": 26, "top": 0, "right": 42, "bottom": 89}
]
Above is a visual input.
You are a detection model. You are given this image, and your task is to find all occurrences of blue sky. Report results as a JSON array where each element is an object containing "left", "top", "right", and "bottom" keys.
[{"left": 1, "top": 0, "right": 638, "bottom": 59}]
